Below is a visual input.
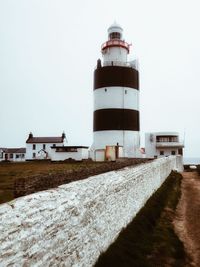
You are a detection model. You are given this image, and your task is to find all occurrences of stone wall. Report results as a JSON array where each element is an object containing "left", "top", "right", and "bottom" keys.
[
  {"left": 0, "top": 156, "right": 181, "bottom": 267},
  {"left": 14, "top": 159, "right": 150, "bottom": 198}
]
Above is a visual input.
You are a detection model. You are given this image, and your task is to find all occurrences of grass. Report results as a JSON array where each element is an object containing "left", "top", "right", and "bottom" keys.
[
  {"left": 0, "top": 159, "right": 149, "bottom": 204},
  {"left": 95, "top": 171, "right": 186, "bottom": 267},
  {"left": 0, "top": 161, "right": 101, "bottom": 204}
]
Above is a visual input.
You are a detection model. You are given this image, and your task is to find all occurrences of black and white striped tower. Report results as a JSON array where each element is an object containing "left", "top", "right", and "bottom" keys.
[{"left": 92, "top": 23, "right": 140, "bottom": 160}]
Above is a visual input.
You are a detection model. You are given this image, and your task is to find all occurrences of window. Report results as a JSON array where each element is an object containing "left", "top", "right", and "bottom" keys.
[
  {"left": 150, "top": 134, "right": 154, "bottom": 142},
  {"left": 9, "top": 153, "right": 13, "bottom": 159},
  {"left": 33, "top": 152, "right": 36, "bottom": 158},
  {"left": 109, "top": 32, "right": 121, "bottom": 40},
  {"left": 33, "top": 144, "right": 36, "bottom": 150},
  {"left": 43, "top": 144, "right": 46, "bottom": 150},
  {"left": 160, "top": 151, "right": 164, "bottom": 155},
  {"left": 56, "top": 147, "right": 78, "bottom": 152},
  {"left": 178, "top": 148, "right": 183, "bottom": 155},
  {"left": 0, "top": 152, "right": 3, "bottom": 159},
  {"left": 125, "top": 90, "right": 127, "bottom": 94},
  {"left": 171, "top": 151, "right": 176, "bottom": 155},
  {"left": 156, "top": 136, "right": 178, "bottom": 143},
  {"left": 53, "top": 144, "right": 56, "bottom": 147},
  {"left": 16, "top": 154, "right": 24, "bottom": 159},
  {"left": 105, "top": 88, "right": 107, "bottom": 92}
]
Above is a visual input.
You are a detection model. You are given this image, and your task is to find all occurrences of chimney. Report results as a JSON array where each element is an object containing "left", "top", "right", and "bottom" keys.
[
  {"left": 28, "top": 132, "right": 33, "bottom": 139},
  {"left": 62, "top": 132, "right": 66, "bottom": 139}
]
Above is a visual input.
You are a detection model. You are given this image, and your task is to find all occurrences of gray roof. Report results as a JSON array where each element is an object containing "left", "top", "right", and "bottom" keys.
[
  {"left": 26, "top": 137, "right": 64, "bottom": 144},
  {"left": 1, "top": 148, "right": 26, "bottom": 153}
]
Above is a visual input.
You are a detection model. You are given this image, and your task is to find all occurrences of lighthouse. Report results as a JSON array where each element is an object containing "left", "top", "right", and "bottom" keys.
[{"left": 91, "top": 23, "right": 140, "bottom": 161}]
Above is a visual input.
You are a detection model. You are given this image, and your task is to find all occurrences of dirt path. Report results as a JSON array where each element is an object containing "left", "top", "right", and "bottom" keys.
[{"left": 174, "top": 172, "right": 200, "bottom": 267}]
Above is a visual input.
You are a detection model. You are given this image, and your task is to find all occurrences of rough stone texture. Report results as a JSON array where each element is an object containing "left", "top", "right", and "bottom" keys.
[
  {"left": 0, "top": 156, "right": 182, "bottom": 267},
  {"left": 14, "top": 159, "right": 151, "bottom": 198}
]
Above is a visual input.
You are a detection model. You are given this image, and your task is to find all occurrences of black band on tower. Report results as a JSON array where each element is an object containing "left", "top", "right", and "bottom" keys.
[
  {"left": 94, "top": 66, "right": 139, "bottom": 90},
  {"left": 93, "top": 109, "right": 140, "bottom": 131}
]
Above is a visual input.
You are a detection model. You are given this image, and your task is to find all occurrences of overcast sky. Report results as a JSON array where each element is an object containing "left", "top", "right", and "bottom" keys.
[{"left": 0, "top": 0, "right": 200, "bottom": 157}]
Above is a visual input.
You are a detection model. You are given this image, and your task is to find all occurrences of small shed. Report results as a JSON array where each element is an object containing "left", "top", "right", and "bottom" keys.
[
  {"left": 0, "top": 148, "right": 26, "bottom": 162},
  {"left": 50, "top": 146, "right": 89, "bottom": 161}
]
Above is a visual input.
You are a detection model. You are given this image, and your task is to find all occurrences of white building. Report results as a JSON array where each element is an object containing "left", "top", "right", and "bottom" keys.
[
  {"left": 0, "top": 148, "right": 26, "bottom": 162},
  {"left": 91, "top": 23, "right": 140, "bottom": 161},
  {"left": 26, "top": 132, "right": 65, "bottom": 160},
  {"left": 51, "top": 146, "right": 89, "bottom": 161},
  {"left": 145, "top": 132, "right": 184, "bottom": 158},
  {"left": 25, "top": 133, "right": 89, "bottom": 161}
]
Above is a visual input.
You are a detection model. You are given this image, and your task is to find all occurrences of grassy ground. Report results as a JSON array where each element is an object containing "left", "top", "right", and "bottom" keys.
[
  {"left": 0, "top": 161, "right": 101, "bottom": 204},
  {"left": 95, "top": 171, "right": 186, "bottom": 267},
  {"left": 0, "top": 159, "right": 149, "bottom": 205}
]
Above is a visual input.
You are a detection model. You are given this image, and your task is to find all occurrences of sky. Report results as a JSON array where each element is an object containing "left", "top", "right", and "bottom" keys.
[{"left": 0, "top": 0, "right": 200, "bottom": 157}]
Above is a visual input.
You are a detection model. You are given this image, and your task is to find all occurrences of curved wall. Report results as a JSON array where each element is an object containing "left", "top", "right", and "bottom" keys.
[
  {"left": 94, "top": 87, "right": 139, "bottom": 111},
  {"left": 94, "top": 66, "right": 139, "bottom": 90},
  {"left": 93, "top": 109, "right": 140, "bottom": 131},
  {"left": 102, "top": 47, "right": 128, "bottom": 63}
]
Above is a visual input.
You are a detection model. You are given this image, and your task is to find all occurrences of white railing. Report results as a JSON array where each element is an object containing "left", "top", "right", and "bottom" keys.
[
  {"left": 156, "top": 142, "right": 184, "bottom": 148},
  {"left": 103, "top": 61, "right": 130, "bottom": 67},
  {"left": 101, "top": 40, "right": 130, "bottom": 52},
  {"left": 95, "top": 60, "right": 138, "bottom": 70}
]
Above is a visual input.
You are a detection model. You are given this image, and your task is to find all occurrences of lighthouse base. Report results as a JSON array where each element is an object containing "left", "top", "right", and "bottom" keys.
[{"left": 90, "top": 130, "right": 141, "bottom": 161}]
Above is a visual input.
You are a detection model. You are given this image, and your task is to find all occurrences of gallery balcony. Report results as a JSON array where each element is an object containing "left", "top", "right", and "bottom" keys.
[{"left": 156, "top": 141, "right": 184, "bottom": 148}]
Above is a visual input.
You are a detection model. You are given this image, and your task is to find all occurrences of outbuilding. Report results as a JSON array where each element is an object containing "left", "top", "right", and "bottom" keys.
[
  {"left": 0, "top": 148, "right": 26, "bottom": 162},
  {"left": 26, "top": 132, "right": 65, "bottom": 160},
  {"left": 50, "top": 146, "right": 89, "bottom": 161},
  {"left": 145, "top": 132, "right": 184, "bottom": 158}
]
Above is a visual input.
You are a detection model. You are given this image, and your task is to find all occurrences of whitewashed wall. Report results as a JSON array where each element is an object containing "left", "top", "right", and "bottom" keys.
[
  {"left": 81, "top": 148, "right": 89, "bottom": 160},
  {"left": 93, "top": 131, "right": 141, "bottom": 158},
  {"left": 0, "top": 152, "right": 26, "bottom": 162},
  {"left": 51, "top": 148, "right": 89, "bottom": 161},
  {"left": 0, "top": 156, "right": 182, "bottom": 267},
  {"left": 145, "top": 132, "right": 183, "bottom": 158},
  {"left": 26, "top": 143, "right": 64, "bottom": 160},
  {"left": 94, "top": 87, "right": 139, "bottom": 111},
  {"left": 103, "top": 47, "right": 128, "bottom": 65}
]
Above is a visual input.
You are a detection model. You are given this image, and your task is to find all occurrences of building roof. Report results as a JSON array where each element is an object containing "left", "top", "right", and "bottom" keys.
[
  {"left": 51, "top": 146, "right": 89, "bottom": 149},
  {"left": 108, "top": 22, "right": 123, "bottom": 33},
  {"left": 51, "top": 146, "right": 88, "bottom": 153},
  {"left": 2, "top": 148, "right": 26, "bottom": 153},
  {"left": 147, "top": 132, "right": 179, "bottom": 137},
  {"left": 26, "top": 137, "right": 64, "bottom": 144}
]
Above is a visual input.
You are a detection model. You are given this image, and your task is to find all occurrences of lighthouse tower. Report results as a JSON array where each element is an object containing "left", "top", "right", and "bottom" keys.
[{"left": 91, "top": 23, "right": 140, "bottom": 161}]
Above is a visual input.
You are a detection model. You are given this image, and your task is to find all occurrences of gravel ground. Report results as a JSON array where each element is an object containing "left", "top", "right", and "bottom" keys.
[{"left": 174, "top": 171, "right": 200, "bottom": 267}]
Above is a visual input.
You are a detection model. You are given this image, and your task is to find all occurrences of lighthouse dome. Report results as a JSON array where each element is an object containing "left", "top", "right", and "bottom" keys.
[{"left": 108, "top": 22, "right": 123, "bottom": 40}]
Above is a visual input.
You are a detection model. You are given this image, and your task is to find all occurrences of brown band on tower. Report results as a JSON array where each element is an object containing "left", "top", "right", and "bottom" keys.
[
  {"left": 94, "top": 66, "right": 139, "bottom": 90},
  {"left": 93, "top": 109, "right": 140, "bottom": 131}
]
